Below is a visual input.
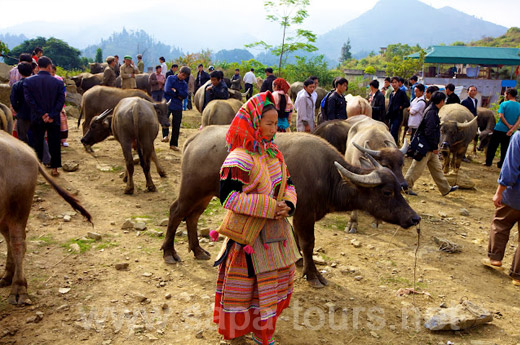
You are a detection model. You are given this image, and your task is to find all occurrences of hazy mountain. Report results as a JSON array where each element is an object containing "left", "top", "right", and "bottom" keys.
[{"left": 317, "top": 0, "right": 508, "bottom": 61}]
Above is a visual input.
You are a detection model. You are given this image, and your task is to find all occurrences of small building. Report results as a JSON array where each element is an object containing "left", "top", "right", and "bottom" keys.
[{"left": 407, "top": 46, "right": 520, "bottom": 106}]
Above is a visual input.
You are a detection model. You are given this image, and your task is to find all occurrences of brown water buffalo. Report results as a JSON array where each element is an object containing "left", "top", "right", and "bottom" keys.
[
  {"left": 0, "top": 102, "right": 13, "bottom": 134},
  {"left": 161, "top": 126, "right": 420, "bottom": 288},
  {"left": 345, "top": 94, "right": 372, "bottom": 118},
  {"left": 115, "top": 73, "right": 152, "bottom": 95},
  {"left": 439, "top": 104, "right": 478, "bottom": 173},
  {"left": 0, "top": 131, "right": 91, "bottom": 305},
  {"left": 81, "top": 98, "right": 166, "bottom": 194},
  {"left": 193, "top": 80, "right": 243, "bottom": 113},
  {"left": 70, "top": 72, "right": 104, "bottom": 93},
  {"left": 78, "top": 86, "right": 156, "bottom": 136},
  {"left": 289, "top": 82, "right": 327, "bottom": 110},
  {"left": 89, "top": 62, "right": 107, "bottom": 74},
  {"left": 313, "top": 120, "right": 352, "bottom": 155},
  {"left": 474, "top": 107, "right": 496, "bottom": 153},
  {"left": 201, "top": 98, "right": 243, "bottom": 127}
]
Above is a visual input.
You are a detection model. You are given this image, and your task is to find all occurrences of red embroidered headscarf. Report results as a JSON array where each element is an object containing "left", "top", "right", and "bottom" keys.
[
  {"left": 225, "top": 91, "right": 284, "bottom": 162},
  {"left": 273, "top": 78, "right": 290, "bottom": 94}
]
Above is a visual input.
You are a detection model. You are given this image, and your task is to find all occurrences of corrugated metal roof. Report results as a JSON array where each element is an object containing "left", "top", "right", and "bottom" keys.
[{"left": 407, "top": 46, "right": 520, "bottom": 65}]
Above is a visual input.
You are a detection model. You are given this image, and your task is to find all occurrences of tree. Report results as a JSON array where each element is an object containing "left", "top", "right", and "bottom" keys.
[
  {"left": 9, "top": 37, "right": 83, "bottom": 69},
  {"left": 339, "top": 39, "right": 352, "bottom": 63},
  {"left": 246, "top": 0, "right": 317, "bottom": 76},
  {"left": 0, "top": 41, "right": 8, "bottom": 63},
  {"left": 386, "top": 49, "right": 426, "bottom": 80},
  {"left": 95, "top": 48, "right": 103, "bottom": 63}
]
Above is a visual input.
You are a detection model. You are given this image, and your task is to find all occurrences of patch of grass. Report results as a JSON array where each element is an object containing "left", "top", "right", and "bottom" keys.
[
  {"left": 203, "top": 198, "right": 223, "bottom": 216},
  {"left": 62, "top": 238, "right": 96, "bottom": 253},
  {"left": 321, "top": 254, "right": 334, "bottom": 262},
  {"left": 381, "top": 276, "right": 427, "bottom": 289},
  {"left": 30, "top": 234, "right": 57, "bottom": 246},
  {"left": 95, "top": 241, "right": 119, "bottom": 250},
  {"left": 111, "top": 165, "right": 123, "bottom": 172}
]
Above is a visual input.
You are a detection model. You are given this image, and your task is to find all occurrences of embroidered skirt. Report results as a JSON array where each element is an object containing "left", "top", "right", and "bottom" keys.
[{"left": 213, "top": 241, "right": 295, "bottom": 344}]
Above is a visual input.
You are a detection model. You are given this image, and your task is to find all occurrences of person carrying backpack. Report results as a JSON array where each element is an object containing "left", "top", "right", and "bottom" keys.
[{"left": 407, "top": 83, "right": 426, "bottom": 138}]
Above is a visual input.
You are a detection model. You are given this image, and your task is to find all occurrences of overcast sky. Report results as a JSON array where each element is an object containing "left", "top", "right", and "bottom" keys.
[{"left": 0, "top": 0, "right": 518, "bottom": 52}]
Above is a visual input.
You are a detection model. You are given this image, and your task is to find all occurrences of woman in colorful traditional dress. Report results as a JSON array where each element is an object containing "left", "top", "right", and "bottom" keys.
[
  {"left": 211, "top": 91, "right": 299, "bottom": 345},
  {"left": 271, "top": 78, "right": 294, "bottom": 132}
]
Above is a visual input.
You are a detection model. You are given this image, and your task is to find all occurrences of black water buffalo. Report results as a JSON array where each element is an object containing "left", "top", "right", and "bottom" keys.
[
  {"left": 439, "top": 104, "right": 478, "bottom": 173},
  {"left": 161, "top": 126, "right": 420, "bottom": 288},
  {"left": 115, "top": 73, "right": 152, "bottom": 95},
  {"left": 474, "top": 107, "right": 496, "bottom": 153},
  {"left": 70, "top": 72, "right": 104, "bottom": 94},
  {"left": 0, "top": 131, "right": 91, "bottom": 304},
  {"left": 81, "top": 98, "right": 167, "bottom": 194}
]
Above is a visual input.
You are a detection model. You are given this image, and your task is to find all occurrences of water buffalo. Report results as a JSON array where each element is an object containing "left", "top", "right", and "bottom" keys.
[
  {"left": 161, "top": 126, "right": 420, "bottom": 288},
  {"left": 70, "top": 72, "right": 104, "bottom": 93},
  {"left": 89, "top": 62, "right": 107, "bottom": 74},
  {"left": 78, "top": 85, "right": 157, "bottom": 136},
  {"left": 81, "top": 98, "right": 166, "bottom": 194},
  {"left": 115, "top": 73, "right": 152, "bottom": 95},
  {"left": 201, "top": 99, "right": 243, "bottom": 127},
  {"left": 345, "top": 94, "right": 372, "bottom": 118},
  {"left": 439, "top": 104, "right": 478, "bottom": 174},
  {"left": 314, "top": 116, "right": 408, "bottom": 233},
  {"left": 0, "top": 131, "right": 91, "bottom": 304},
  {"left": 474, "top": 107, "right": 496, "bottom": 153},
  {"left": 0, "top": 102, "right": 13, "bottom": 134},
  {"left": 193, "top": 80, "right": 243, "bottom": 113},
  {"left": 289, "top": 82, "right": 327, "bottom": 110}
]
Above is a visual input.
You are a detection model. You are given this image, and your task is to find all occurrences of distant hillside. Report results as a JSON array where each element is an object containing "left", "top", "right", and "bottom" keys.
[
  {"left": 467, "top": 27, "right": 520, "bottom": 47},
  {"left": 317, "top": 0, "right": 508, "bottom": 61},
  {"left": 82, "top": 29, "right": 183, "bottom": 70},
  {"left": 214, "top": 49, "right": 254, "bottom": 64},
  {"left": 0, "top": 33, "right": 28, "bottom": 53}
]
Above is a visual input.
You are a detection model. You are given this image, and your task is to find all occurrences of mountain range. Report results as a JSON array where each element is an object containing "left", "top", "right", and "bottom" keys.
[{"left": 0, "top": 0, "right": 510, "bottom": 64}]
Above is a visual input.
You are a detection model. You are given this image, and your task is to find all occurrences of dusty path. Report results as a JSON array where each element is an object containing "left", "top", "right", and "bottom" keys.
[{"left": 1, "top": 111, "right": 519, "bottom": 345}]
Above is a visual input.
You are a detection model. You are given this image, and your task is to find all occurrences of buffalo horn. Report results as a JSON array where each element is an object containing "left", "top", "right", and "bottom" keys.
[
  {"left": 353, "top": 142, "right": 381, "bottom": 158},
  {"left": 334, "top": 161, "right": 382, "bottom": 187},
  {"left": 363, "top": 153, "right": 383, "bottom": 169},
  {"left": 457, "top": 116, "right": 478, "bottom": 129},
  {"left": 399, "top": 138, "right": 409, "bottom": 154},
  {"left": 95, "top": 108, "right": 113, "bottom": 121}
]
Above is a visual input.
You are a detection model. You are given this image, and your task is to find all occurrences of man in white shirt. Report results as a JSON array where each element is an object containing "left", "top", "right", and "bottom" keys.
[
  {"left": 294, "top": 79, "right": 316, "bottom": 132},
  {"left": 159, "top": 57, "right": 168, "bottom": 77},
  {"left": 309, "top": 76, "right": 319, "bottom": 105},
  {"left": 243, "top": 68, "right": 256, "bottom": 100},
  {"left": 408, "top": 83, "right": 426, "bottom": 138}
]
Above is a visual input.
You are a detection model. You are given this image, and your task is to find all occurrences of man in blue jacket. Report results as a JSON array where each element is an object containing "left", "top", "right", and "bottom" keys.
[
  {"left": 164, "top": 66, "right": 190, "bottom": 151},
  {"left": 23, "top": 56, "right": 65, "bottom": 176}
]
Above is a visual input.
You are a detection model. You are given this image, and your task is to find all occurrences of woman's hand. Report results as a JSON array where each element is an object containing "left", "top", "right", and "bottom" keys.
[{"left": 274, "top": 201, "right": 290, "bottom": 219}]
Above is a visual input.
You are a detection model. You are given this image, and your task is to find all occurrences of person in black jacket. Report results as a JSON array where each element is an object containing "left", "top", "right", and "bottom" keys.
[
  {"left": 386, "top": 76, "right": 410, "bottom": 143},
  {"left": 9, "top": 62, "right": 33, "bottom": 144},
  {"left": 461, "top": 85, "right": 478, "bottom": 116},
  {"left": 195, "top": 64, "right": 210, "bottom": 93},
  {"left": 369, "top": 79, "right": 385, "bottom": 122},
  {"left": 325, "top": 78, "right": 348, "bottom": 120},
  {"left": 403, "top": 92, "right": 458, "bottom": 196},
  {"left": 165, "top": 64, "right": 178, "bottom": 79},
  {"left": 202, "top": 70, "right": 229, "bottom": 111},
  {"left": 260, "top": 67, "right": 276, "bottom": 92},
  {"left": 445, "top": 83, "right": 460, "bottom": 104}
]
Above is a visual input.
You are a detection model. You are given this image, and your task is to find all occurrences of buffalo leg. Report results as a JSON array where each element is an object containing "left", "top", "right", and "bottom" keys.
[
  {"left": 441, "top": 151, "right": 450, "bottom": 174},
  {"left": 140, "top": 142, "right": 156, "bottom": 192},
  {"left": 121, "top": 143, "right": 135, "bottom": 194},
  {"left": 186, "top": 197, "right": 213, "bottom": 260},
  {"left": 293, "top": 214, "right": 328, "bottom": 288},
  {"left": 151, "top": 150, "right": 167, "bottom": 178},
  {"left": 347, "top": 211, "right": 358, "bottom": 233},
  {"left": 0, "top": 225, "right": 14, "bottom": 287},
  {"left": 7, "top": 223, "right": 30, "bottom": 305},
  {"left": 162, "top": 199, "right": 192, "bottom": 264}
]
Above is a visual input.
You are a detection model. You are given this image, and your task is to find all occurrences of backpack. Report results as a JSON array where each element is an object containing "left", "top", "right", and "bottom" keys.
[{"left": 318, "top": 90, "right": 334, "bottom": 125}]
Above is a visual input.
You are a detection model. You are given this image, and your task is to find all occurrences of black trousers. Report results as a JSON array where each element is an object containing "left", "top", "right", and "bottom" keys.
[
  {"left": 30, "top": 122, "right": 61, "bottom": 168},
  {"left": 244, "top": 83, "right": 253, "bottom": 100},
  {"left": 169, "top": 109, "right": 183, "bottom": 147},
  {"left": 486, "top": 130, "right": 511, "bottom": 167}
]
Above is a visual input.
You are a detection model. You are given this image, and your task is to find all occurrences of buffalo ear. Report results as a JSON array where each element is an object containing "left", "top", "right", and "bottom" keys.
[{"left": 102, "top": 116, "right": 112, "bottom": 129}]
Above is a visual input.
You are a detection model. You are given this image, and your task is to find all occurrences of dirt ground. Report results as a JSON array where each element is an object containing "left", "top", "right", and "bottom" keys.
[{"left": 1, "top": 110, "right": 519, "bottom": 345}]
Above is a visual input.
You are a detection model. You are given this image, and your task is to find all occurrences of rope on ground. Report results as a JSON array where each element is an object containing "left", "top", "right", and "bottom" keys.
[{"left": 413, "top": 225, "right": 421, "bottom": 306}]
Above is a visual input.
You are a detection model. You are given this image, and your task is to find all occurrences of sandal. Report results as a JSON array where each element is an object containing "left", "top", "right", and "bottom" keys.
[
  {"left": 51, "top": 169, "right": 60, "bottom": 177},
  {"left": 481, "top": 258, "right": 504, "bottom": 271}
]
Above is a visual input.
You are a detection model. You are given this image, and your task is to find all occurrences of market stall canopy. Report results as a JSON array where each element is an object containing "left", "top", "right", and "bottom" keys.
[{"left": 407, "top": 46, "right": 520, "bottom": 66}]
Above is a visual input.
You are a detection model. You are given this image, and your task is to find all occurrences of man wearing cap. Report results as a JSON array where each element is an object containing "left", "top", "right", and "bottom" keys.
[
  {"left": 260, "top": 67, "right": 276, "bottom": 92},
  {"left": 195, "top": 64, "right": 210, "bottom": 93},
  {"left": 120, "top": 55, "right": 138, "bottom": 89},
  {"left": 136, "top": 54, "right": 144, "bottom": 74},
  {"left": 102, "top": 56, "right": 117, "bottom": 87}
]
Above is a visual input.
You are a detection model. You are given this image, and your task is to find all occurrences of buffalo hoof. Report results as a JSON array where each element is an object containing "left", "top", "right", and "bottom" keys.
[
  {"left": 122, "top": 174, "right": 128, "bottom": 182},
  {"left": 307, "top": 278, "right": 326, "bottom": 289},
  {"left": 147, "top": 185, "right": 157, "bottom": 193},
  {"left": 7, "top": 293, "right": 32, "bottom": 305},
  {"left": 295, "top": 258, "right": 303, "bottom": 267},
  {"left": 124, "top": 187, "right": 134, "bottom": 195},
  {"left": 163, "top": 253, "right": 182, "bottom": 264},
  {"left": 83, "top": 145, "right": 94, "bottom": 153},
  {"left": 159, "top": 171, "right": 167, "bottom": 178},
  {"left": 194, "top": 247, "right": 211, "bottom": 260},
  {"left": 346, "top": 223, "right": 357, "bottom": 234}
]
